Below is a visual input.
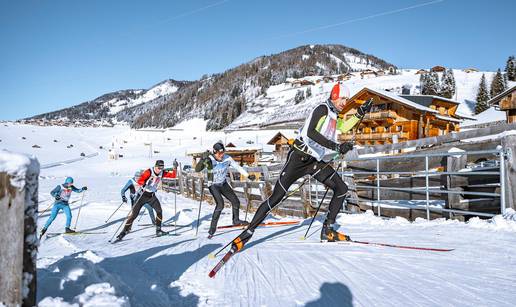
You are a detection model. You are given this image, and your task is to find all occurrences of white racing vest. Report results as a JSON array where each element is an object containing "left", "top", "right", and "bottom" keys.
[
  {"left": 59, "top": 185, "right": 73, "bottom": 202},
  {"left": 300, "top": 102, "right": 338, "bottom": 161},
  {"left": 208, "top": 154, "right": 249, "bottom": 185},
  {"left": 143, "top": 168, "right": 163, "bottom": 193}
]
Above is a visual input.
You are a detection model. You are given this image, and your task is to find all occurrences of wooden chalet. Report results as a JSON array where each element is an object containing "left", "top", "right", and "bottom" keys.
[
  {"left": 430, "top": 65, "right": 446, "bottom": 72},
  {"left": 360, "top": 69, "right": 377, "bottom": 79},
  {"left": 188, "top": 147, "right": 262, "bottom": 168},
  {"left": 489, "top": 86, "right": 516, "bottom": 123},
  {"left": 415, "top": 69, "right": 428, "bottom": 75},
  {"left": 266, "top": 131, "right": 294, "bottom": 161},
  {"left": 338, "top": 87, "right": 466, "bottom": 145}
]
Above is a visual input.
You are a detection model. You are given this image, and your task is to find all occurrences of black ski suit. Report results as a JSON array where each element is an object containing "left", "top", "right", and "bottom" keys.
[
  {"left": 196, "top": 153, "right": 249, "bottom": 235},
  {"left": 236, "top": 100, "right": 361, "bottom": 246}
]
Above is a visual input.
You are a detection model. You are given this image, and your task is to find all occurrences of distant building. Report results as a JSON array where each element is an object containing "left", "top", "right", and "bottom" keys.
[
  {"left": 430, "top": 66, "right": 446, "bottom": 72},
  {"left": 415, "top": 69, "right": 428, "bottom": 75},
  {"left": 266, "top": 131, "right": 294, "bottom": 161},
  {"left": 463, "top": 68, "right": 479, "bottom": 73}
]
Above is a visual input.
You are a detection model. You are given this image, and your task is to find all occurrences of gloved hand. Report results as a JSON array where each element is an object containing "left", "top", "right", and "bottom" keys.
[
  {"left": 248, "top": 174, "right": 256, "bottom": 181},
  {"left": 122, "top": 195, "right": 128, "bottom": 203},
  {"left": 201, "top": 150, "right": 210, "bottom": 160},
  {"left": 82, "top": 186, "right": 88, "bottom": 191},
  {"left": 336, "top": 142, "right": 354, "bottom": 155},
  {"left": 55, "top": 195, "right": 61, "bottom": 201},
  {"left": 356, "top": 98, "right": 374, "bottom": 118}
]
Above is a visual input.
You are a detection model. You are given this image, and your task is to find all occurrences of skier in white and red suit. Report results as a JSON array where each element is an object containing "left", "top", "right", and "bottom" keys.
[{"left": 116, "top": 160, "right": 175, "bottom": 240}]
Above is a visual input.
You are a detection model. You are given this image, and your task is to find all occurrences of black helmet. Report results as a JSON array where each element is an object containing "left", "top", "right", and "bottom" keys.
[
  {"left": 213, "top": 142, "right": 225, "bottom": 153},
  {"left": 155, "top": 160, "right": 165, "bottom": 168}
]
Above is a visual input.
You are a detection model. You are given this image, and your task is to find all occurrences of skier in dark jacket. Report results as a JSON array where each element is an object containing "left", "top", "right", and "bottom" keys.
[
  {"left": 40, "top": 177, "right": 87, "bottom": 236},
  {"left": 196, "top": 142, "right": 256, "bottom": 238},
  {"left": 116, "top": 160, "right": 175, "bottom": 240},
  {"left": 231, "top": 83, "right": 373, "bottom": 252},
  {"left": 120, "top": 173, "right": 156, "bottom": 225}
]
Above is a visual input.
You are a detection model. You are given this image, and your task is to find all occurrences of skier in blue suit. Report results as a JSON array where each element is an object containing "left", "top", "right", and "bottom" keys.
[{"left": 40, "top": 177, "right": 87, "bottom": 236}]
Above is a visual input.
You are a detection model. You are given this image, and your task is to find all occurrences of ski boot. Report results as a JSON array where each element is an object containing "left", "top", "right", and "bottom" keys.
[
  {"left": 156, "top": 227, "right": 167, "bottom": 237},
  {"left": 232, "top": 219, "right": 250, "bottom": 227},
  {"left": 207, "top": 234, "right": 214, "bottom": 240},
  {"left": 65, "top": 227, "right": 76, "bottom": 234},
  {"left": 116, "top": 230, "right": 127, "bottom": 241},
  {"left": 320, "top": 223, "right": 351, "bottom": 242},
  {"left": 231, "top": 229, "right": 254, "bottom": 252}
]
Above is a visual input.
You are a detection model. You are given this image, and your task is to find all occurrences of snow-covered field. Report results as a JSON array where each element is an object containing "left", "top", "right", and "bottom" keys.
[{"left": 2, "top": 123, "right": 516, "bottom": 307}]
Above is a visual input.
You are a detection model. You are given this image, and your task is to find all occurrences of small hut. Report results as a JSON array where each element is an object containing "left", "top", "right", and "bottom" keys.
[
  {"left": 489, "top": 86, "right": 516, "bottom": 123},
  {"left": 266, "top": 131, "right": 294, "bottom": 161},
  {"left": 430, "top": 66, "right": 446, "bottom": 72}
]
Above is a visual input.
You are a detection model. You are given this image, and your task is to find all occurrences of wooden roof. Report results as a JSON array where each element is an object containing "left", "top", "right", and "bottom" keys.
[
  {"left": 488, "top": 86, "right": 516, "bottom": 106},
  {"left": 343, "top": 87, "right": 438, "bottom": 115}
]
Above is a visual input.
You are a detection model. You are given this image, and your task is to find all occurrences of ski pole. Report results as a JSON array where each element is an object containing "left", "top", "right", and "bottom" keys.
[
  {"left": 300, "top": 187, "right": 330, "bottom": 240},
  {"left": 38, "top": 202, "right": 54, "bottom": 218},
  {"left": 109, "top": 209, "right": 132, "bottom": 242},
  {"left": 73, "top": 191, "right": 86, "bottom": 230},
  {"left": 174, "top": 179, "right": 178, "bottom": 235},
  {"left": 137, "top": 207, "right": 146, "bottom": 222},
  {"left": 109, "top": 189, "right": 145, "bottom": 242},
  {"left": 105, "top": 201, "right": 125, "bottom": 223},
  {"left": 195, "top": 180, "right": 204, "bottom": 236}
]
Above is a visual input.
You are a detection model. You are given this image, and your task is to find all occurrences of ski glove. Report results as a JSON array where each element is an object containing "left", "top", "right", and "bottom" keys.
[
  {"left": 122, "top": 195, "right": 128, "bottom": 203},
  {"left": 82, "top": 186, "right": 88, "bottom": 191},
  {"left": 201, "top": 150, "right": 210, "bottom": 160},
  {"left": 336, "top": 142, "right": 354, "bottom": 155},
  {"left": 356, "top": 98, "right": 374, "bottom": 118},
  {"left": 55, "top": 195, "right": 61, "bottom": 201},
  {"left": 248, "top": 174, "right": 256, "bottom": 181}
]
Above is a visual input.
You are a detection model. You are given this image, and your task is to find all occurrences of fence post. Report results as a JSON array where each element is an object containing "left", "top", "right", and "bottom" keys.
[
  {"left": 376, "top": 158, "right": 381, "bottom": 217},
  {"left": 425, "top": 155, "right": 430, "bottom": 220},
  {"left": 0, "top": 153, "right": 39, "bottom": 306},
  {"left": 501, "top": 135, "right": 516, "bottom": 211},
  {"left": 499, "top": 146, "right": 506, "bottom": 215}
]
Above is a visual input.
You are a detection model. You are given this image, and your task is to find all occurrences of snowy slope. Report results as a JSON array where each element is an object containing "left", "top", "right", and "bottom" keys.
[
  {"left": 228, "top": 69, "right": 515, "bottom": 130},
  {"left": 2, "top": 123, "right": 516, "bottom": 306}
]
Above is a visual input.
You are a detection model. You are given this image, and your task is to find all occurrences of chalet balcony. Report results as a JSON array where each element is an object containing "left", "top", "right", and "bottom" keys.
[{"left": 340, "top": 132, "right": 409, "bottom": 141}]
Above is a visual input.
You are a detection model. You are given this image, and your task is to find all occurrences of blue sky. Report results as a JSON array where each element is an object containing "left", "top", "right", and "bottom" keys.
[{"left": 1, "top": 0, "right": 515, "bottom": 120}]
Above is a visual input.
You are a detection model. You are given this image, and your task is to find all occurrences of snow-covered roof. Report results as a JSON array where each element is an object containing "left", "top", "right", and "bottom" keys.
[
  {"left": 400, "top": 94, "right": 460, "bottom": 105},
  {"left": 488, "top": 85, "right": 516, "bottom": 106},
  {"left": 362, "top": 87, "right": 438, "bottom": 113},
  {"left": 462, "top": 107, "right": 506, "bottom": 127},
  {"left": 435, "top": 114, "right": 462, "bottom": 123}
]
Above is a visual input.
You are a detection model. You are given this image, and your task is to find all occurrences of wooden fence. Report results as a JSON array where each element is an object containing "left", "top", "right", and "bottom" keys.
[{"left": 0, "top": 153, "right": 39, "bottom": 307}]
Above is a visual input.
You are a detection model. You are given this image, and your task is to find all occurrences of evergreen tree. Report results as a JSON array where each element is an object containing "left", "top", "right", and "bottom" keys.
[
  {"left": 306, "top": 87, "right": 312, "bottom": 98},
  {"left": 294, "top": 89, "right": 305, "bottom": 104},
  {"left": 490, "top": 69, "right": 506, "bottom": 97},
  {"left": 505, "top": 56, "right": 515, "bottom": 81},
  {"left": 426, "top": 72, "right": 440, "bottom": 95},
  {"left": 419, "top": 73, "right": 428, "bottom": 94},
  {"left": 475, "top": 74, "right": 490, "bottom": 114},
  {"left": 440, "top": 69, "right": 456, "bottom": 98}
]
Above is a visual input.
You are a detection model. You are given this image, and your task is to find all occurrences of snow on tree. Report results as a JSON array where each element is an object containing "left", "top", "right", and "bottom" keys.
[
  {"left": 490, "top": 69, "right": 506, "bottom": 98},
  {"left": 505, "top": 55, "right": 515, "bottom": 81},
  {"left": 294, "top": 89, "right": 305, "bottom": 104},
  {"left": 422, "top": 72, "right": 440, "bottom": 95},
  {"left": 306, "top": 87, "right": 312, "bottom": 98},
  {"left": 475, "top": 74, "right": 490, "bottom": 114},
  {"left": 440, "top": 69, "right": 456, "bottom": 99}
]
